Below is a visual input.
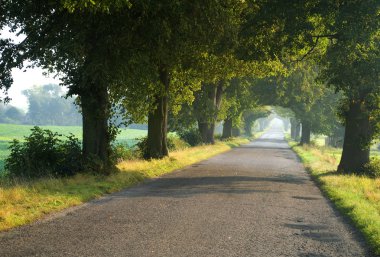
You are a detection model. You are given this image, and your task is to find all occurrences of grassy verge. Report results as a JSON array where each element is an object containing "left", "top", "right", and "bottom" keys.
[
  {"left": 288, "top": 140, "right": 380, "bottom": 255},
  {"left": 0, "top": 137, "right": 248, "bottom": 232}
]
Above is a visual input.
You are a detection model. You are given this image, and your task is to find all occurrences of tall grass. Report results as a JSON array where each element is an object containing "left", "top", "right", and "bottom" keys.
[{"left": 0, "top": 138, "right": 248, "bottom": 231}]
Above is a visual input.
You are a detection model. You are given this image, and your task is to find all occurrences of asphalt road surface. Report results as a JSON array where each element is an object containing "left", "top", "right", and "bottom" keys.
[{"left": 0, "top": 121, "right": 374, "bottom": 257}]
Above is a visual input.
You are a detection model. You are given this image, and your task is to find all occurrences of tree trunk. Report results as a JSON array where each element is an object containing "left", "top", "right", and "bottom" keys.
[
  {"left": 81, "top": 84, "right": 111, "bottom": 173},
  {"left": 146, "top": 69, "right": 169, "bottom": 159},
  {"left": 244, "top": 120, "right": 253, "bottom": 137},
  {"left": 338, "top": 101, "right": 371, "bottom": 173},
  {"left": 198, "top": 122, "right": 215, "bottom": 144},
  {"left": 295, "top": 122, "right": 301, "bottom": 141},
  {"left": 161, "top": 69, "right": 169, "bottom": 157},
  {"left": 290, "top": 118, "right": 297, "bottom": 139},
  {"left": 300, "top": 121, "right": 311, "bottom": 145},
  {"left": 222, "top": 117, "right": 233, "bottom": 139},
  {"left": 283, "top": 119, "right": 290, "bottom": 132},
  {"left": 232, "top": 127, "right": 241, "bottom": 137},
  {"left": 147, "top": 97, "right": 164, "bottom": 159},
  {"left": 197, "top": 80, "right": 224, "bottom": 144},
  {"left": 259, "top": 119, "right": 265, "bottom": 131}
]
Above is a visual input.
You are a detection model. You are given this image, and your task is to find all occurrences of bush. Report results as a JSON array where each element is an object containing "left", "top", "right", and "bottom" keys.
[
  {"left": 178, "top": 128, "right": 203, "bottom": 146},
  {"left": 168, "top": 135, "right": 190, "bottom": 150},
  {"left": 5, "top": 126, "right": 82, "bottom": 178},
  {"left": 364, "top": 158, "right": 380, "bottom": 178},
  {"left": 135, "top": 137, "right": 149, "bottom": 158},
  {"left": 135, "top": 135, "right": 190, "bottom": 158},
  {"left": 111, "top": 143, "right": 136, "bottom": 163}
]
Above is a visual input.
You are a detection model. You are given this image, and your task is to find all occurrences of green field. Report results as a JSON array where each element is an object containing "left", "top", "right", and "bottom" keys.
[{"left": 0, "top": 124, "right": 147, "bottom": 171}]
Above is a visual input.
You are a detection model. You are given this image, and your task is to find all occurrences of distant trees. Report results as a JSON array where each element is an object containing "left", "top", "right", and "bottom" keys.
[
  {"left": 276, "top": 65, "right": 341, "bottom": 145},
  {"left": 0, "top": 0, "right": 378, "bottom": 175},
  {"left": 0, "top": 105, "right": 25, "bottom": 124},
  {"left": 0, "top": 84, "right": 81, "bottom": 126},
  {"left": 23, "top": 84, "right": 81, "bottom": 126},
  {"left": 243, "top": 107, "right": 271, "bottom": 137}
]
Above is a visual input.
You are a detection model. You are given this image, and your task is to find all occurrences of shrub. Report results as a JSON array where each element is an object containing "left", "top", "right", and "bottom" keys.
[
  {"left": 5, "top": 127, "right": 82, "bottom": 178},
  {"left": 178, "top": 128, "right": 203, "bottom": 146},
  {"left": 135, "top": 136, "right": 149, "bottom": 158},
  {"left": 135, "top": 135, "right": 190, "bottom": 158},
  {"left": 111, "top": 143, "right": 136, "bottom": 163},
  {"left": 364, "top": 158, "right": 380, "bottom": 178},
  {"left": 214, "top": 134, "right": 222, "bottom": 140},
  {"left": 167, "top": 135, "right": 190, "bottom": 150}
]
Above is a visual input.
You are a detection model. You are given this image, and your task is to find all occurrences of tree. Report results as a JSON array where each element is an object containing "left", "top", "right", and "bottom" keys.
[
  {"left": 4, "top": 106, "right": 25, "bottom": 124},
  {"left": 23, "top": 84, "right": 81, "bottom": 126},
  {"left": 1, "top": 1, "right": 141, "bottom": 172},
  {"left": 275, "top": 64, "right": 342, "bottom": 145},
  {"left": 242, "top": 107, "right": 271, "bottom": 137},
  {"left": 222, "top": 78, "right": 259, "bottom": 139},
  {"left": 113, "top": 0, "right": 246, "bottom": 157},
  {"left": 319, "top": 0, "right": 380, "bottom": 173},
  {"left": 193, "top": 81, "right": 224, "bottom": 144}
]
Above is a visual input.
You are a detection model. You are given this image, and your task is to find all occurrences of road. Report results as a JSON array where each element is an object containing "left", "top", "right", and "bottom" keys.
[{"left": 0, "top": 121, "right": 374, "bottom": 257}]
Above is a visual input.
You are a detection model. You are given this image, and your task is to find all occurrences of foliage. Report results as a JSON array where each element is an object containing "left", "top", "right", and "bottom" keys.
[
  {"left": 5, "top": 127, "right": 82, "bottom": 178},
  {"left": 136, "top": 135, "right": 189, "bottom": 158},
  {"left": 318, "top": 1, "right": 380, "bottom": 171},
  {"left": 167, "top": 136, "right": 190, "bottom": 151},
  {"left": 364, "top": 158, "right": 380, "bottom": 179},
  {"left": 110, "top": 143, "right": 137, "bottom": 163},
  {"left": 0, "top": 124, "right": 147, "bottom": 173},
  {"left": 242, "top": 107, "right": 271, "bottom": 136},
  {"left": 22, "top": 84, "right": 81, "bottom": 126},
  {"left": 178, "top": 128, "right": 203, "bottom": 147},
  {"left": 270, "top": 62, "right": 343, "bottom": 140},
  {"left": 0, "top": 137, "right": 248, "bottom": 231},
  {"left": 238, "top": 1, "right": 326, "bottom": 63},
  {"left": 1, "top": 0, "right": 379, "bottom": 171},
  {"left": 223, "top": 78, "right": 259, "bottom": 129},
  {"left": 0, "top": 105, "right": 25, "bottom": 124}
]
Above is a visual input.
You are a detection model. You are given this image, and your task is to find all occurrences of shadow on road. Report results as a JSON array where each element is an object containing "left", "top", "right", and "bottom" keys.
[{"left": 90, "top": 174, "right": 308, "bottom": 202}]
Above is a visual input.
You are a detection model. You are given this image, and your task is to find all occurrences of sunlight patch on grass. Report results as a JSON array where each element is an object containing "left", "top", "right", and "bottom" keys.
[
  {"left": 289, "top": 140, "right": 380, "bottom": 255},
  {"left": 0, "top": 138, "right": 248, "bottom": 231}
]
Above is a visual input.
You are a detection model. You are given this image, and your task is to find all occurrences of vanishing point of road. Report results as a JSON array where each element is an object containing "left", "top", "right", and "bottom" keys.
[{"left": 0, "top": 122, "right": 374, "bottom": 257}]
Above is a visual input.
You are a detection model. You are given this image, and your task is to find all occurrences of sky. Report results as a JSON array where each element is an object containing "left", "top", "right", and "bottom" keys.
[{"left": 1, "top": 28, "right": 62, "bottom": 112}]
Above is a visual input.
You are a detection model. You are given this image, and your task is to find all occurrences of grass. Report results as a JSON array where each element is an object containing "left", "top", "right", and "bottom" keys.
[
  {"left": 0, "top": 123, "right": 147, "bottom": 171},
  {"left": 288, "top": 139, "right": 380, "bottom": 255},
  {"left": 0, "top": 137, "right": 248, "bottom": 231}
]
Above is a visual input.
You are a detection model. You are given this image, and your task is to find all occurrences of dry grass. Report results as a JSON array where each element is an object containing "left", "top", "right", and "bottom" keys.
[
  {"left": 289, "top": 140, "right": 380, "bottom": 255},
  {"left": 0, "top": 138, "right": 248, "bottom": 231}
]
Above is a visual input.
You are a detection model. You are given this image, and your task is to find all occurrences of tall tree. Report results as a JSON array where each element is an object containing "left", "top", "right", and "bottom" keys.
[
  {"left": 115, "top": 0, "right": 246, "bottom": 157},
  {"left": 1, "top": 1, "right": 135, "bottom": 172},
  {"left": 320, "top": 0, "right": 380, "bottom": 173}
]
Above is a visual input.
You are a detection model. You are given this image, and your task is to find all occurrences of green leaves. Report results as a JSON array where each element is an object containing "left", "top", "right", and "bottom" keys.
[{"left": 62, "top": 0, "right": 132, "bottom": 13}]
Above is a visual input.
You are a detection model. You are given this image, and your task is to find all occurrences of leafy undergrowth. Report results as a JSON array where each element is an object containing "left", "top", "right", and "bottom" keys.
[
  {"left": 0, "top": 138, "right": 248, "bottom": 231},
  {"left": 289, "top": 141, "right": 380, "bottom": 255}
]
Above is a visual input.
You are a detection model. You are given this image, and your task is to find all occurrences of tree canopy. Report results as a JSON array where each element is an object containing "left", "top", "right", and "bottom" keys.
[{"left": 0, "top": 0, "right": 379, "bottom": 174}]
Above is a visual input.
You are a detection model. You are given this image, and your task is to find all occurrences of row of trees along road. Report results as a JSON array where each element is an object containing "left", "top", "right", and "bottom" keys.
[{"left": 0, "top": 0, "right": 379, "bottom": 174}]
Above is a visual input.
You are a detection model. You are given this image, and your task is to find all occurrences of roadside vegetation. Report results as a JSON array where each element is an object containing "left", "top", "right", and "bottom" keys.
[
  {"left": 289, "top": 139, "right": 380, "bottom": 255},
  {"left": 0, "top": 137, "right": 248, "bottom": 231},
  {"left": 0, "top": 124, "right": 147, "bottom": 171},
  {"left": 0, "top": 0, "right": 379, "bottom": 249}
]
